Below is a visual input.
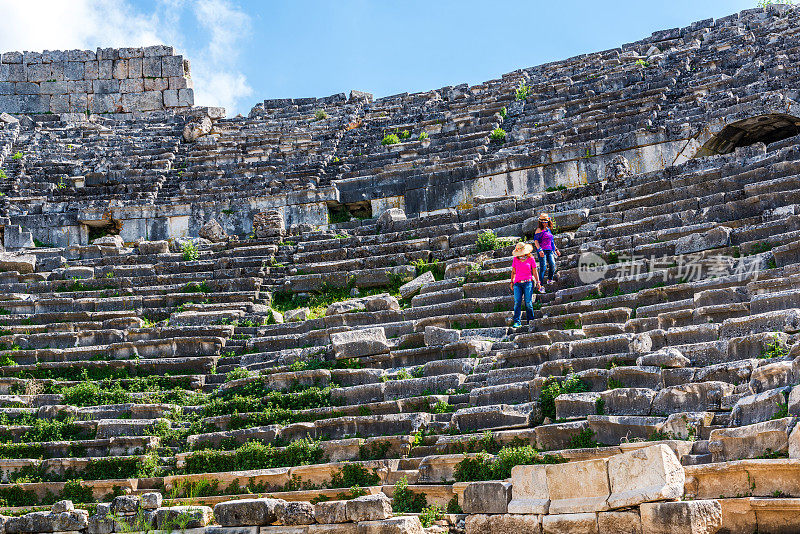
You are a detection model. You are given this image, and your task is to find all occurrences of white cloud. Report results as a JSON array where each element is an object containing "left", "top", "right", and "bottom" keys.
[
  {"left": 0, "top": 0, "right": 253, "bottom": 115},
  {"left": 190, "top": 0, "right": 253, "bottom": 115}
]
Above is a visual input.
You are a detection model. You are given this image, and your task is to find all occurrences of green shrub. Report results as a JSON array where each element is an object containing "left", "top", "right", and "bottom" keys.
[
  {"left": 411, "top": 259, "right": 445, "bottom": 280},
  {"left": 399, "top": 130, "right": 411, "bottom": 139},
  {"left": 418, "top": 131, "right": 429, "bottom": 140},
  {"left": 419, "top": 505, "right": 443, "bottom": 527},
  {"left": 539, "top": 375, "right": 588, "bottom": 421},
  {"left": 12, "top": 152, "right": 22, "bottom": 160},
  {"left": 60, "top": 479, "right": 94, "bottom": 503},
  {"left": 453, "top": 446, "right": 568, "bottom": 482},
  {"left": 499, "top": 106, "right": 507, "bottom": 119},
  {"left": 446, "top": 495, "right": 462, "bottom": 514},
  {"left": 568, "top": 428, "right": 600, "bottom": 449},
  {"left": 381, "top": 133, "right": 400, "bottom": 145},
  {"left": 62, "top": 382, "right": 132, "bottom": 407},
  {"left": 314, "top": 109, "right": 328, "bottom": 121},
  {"left": 225, "top": 367, "right": 252, "bottom": 382},
  {"left": 185, "top": 439, "right": 324, "bottom": 474},
  {"left": 475, "top": 230, "right": 499, "bottom": 252},
  {"left": 489, "top": 127, "right": 507, "bottom": 142},
  {"left": 453, "top": 453, "right": 494, "bottom": 482},
  {"left": 515, "top": 82, "right": 531, "bottom": 101},
  {"left": 392, "top": 476, "right": 427, "bottom": 513},
  {"left": 634, "top": 58, "right": 651, "bottom": 68},
  {"left": 181, "top": 241, "right": 199, "bottom": 261},
  {"left": 329, "top": 463, "right": 380, "bottom": 488}
]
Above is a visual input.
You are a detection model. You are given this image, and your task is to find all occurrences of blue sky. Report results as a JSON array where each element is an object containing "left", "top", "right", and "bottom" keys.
[
  {"left": 231, "top": 0, "right": 754, "bottom": 104},
  {"left": 1, "top": 0, "right": 757, "bottom": 115}
]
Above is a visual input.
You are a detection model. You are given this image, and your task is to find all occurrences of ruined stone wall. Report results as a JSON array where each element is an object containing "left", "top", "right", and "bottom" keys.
[{"left": 0, "top": 45, "right": 193, "bottom": 114}]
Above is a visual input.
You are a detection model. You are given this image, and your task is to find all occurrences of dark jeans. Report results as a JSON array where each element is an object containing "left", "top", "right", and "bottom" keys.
[
  {"left": 539, "top": 250, "right": 557, "bottom": 281},
  {"left": 513, "top": 280, "right": 534, "bottom": 324}
]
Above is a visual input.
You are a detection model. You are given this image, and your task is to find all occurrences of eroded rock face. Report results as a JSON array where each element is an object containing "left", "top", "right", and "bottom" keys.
[
  {"left": 183, "top": 115, "right": 212, "bottom": 142},
  {"left": 345, "top": 493, "right": 392, "bottom": 522},
  {"left": 275, "top": 500, "right": 315, "bottom": 526},
  {"left": 253, "top": 210, "right": 285, "bottom": 238},
  {"left": 198, "top": 218, "right": 227, "bottom": 242},
  {"left": 639, "top": 500, "right": 722, "bottom": 534},
  {"left": 605, "top": 154, "right": 633, "bottom": 181}
]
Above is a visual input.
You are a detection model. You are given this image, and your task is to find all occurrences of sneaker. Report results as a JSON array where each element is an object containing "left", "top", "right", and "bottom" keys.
[
  {"left": 511, "top": 321, "right": 522, "bottom": 328},
  {"left": 538, "top": 287, "right": 546, "bottom": 294},
  {"left": 547, "top": 280, "right": 554, "bottom": 285}
]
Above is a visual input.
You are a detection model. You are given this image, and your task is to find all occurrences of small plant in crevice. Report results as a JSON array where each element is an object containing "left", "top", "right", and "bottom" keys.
[
  {"left": 418, "top": 131, "right": 429, "bottom": 140},
  {"left": 181, "top": 241, "right": 199, "bottom": 261},
  {"left": 314, "top": 109, "right": 328, "bottom": 121},
  {"left": 381, "top": 133, "right": 400, "bottom": 145},
  {"left": 489, "top": 127, "right": 507, "bottom": 143},
  {"left": 514, "top": 82, "right": 531, "bottom": 101}
]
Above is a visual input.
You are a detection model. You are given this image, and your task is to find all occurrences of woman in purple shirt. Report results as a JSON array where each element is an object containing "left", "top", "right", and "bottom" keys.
[{"left": 533, "top": 213, "right": 561, "bottom": 293}]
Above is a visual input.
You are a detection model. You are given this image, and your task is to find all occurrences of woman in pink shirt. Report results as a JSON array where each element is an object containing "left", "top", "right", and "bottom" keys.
[{"left": 510, "top": 242, "right": 543, "bottom": 328}]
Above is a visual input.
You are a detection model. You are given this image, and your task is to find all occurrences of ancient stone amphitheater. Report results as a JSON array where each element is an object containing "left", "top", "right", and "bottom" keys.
[{"left": 0, "top": 5, "right": 799, "bottom": 534}]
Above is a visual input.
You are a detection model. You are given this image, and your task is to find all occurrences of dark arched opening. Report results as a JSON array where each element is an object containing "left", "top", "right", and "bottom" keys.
[{"left": 696, "top": 113, "right": 800, "bottom": 157}]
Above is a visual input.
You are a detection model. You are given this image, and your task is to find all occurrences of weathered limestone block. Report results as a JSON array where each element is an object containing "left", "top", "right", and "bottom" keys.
[
  {"left": 639, "top": 500, "right": 722, "bottom": 534},
  {"left": 141, "top": 492, "right": 162, "bottom": 510},
  {"left": 346, "top": 494, "right": 392, "bottom": 522},
  {"left": 453, "top": 405, "right": 530, "bottom": 432},
  {"left": 675, "top": 226, "right": 731, "bottom": 254},
  {"left": 730, "top": 388, "right": 786, "bottom": 426},
  {"left": 661, "top": 412, "right": 714, "bottom": 440},
  {"left": 253, "top": 210, "right": 285, "bottom": 238},
  {"left": 199, "top": 218, "right": 227, "bottom": 242},
  {"left": 327, "top": 294, "right": 399, "bottom": 315},
  {"left": 606, "top": 444, "right": 684, "bottom": 509},
  {"left": 424, "top": 326, "right": 460, "bottom": 346},
  {"left": 376, "top": 208, "right": 406, "bottom": 231},
  {"left": 93, "top": 234, "right": 124, "bottom": 247},
  {"left": 5, "top": 509, "right": 88, "bottom": 533},
  {"left": 356, "top": 517, "right": 423, "bottom": 534},
  {"left": 465, "top": 514, "right": 542, "bottom": 534},
  {"left": 652, "top": 382, "right": 734, "bottom": 414},
  {"left": 331, "top": 327, "right": 390, "bottom": 358},
  {"left": 509, "top": 464, "right": 549, "bottom": 514},
  {"left": 276, "top": 501, "right": 315, "bottom": 526},
  {"left": 139, "top": 240, "right": 170, "bottom": 254},
  {"left": 636, "top": 348, "right": 689, "bottom": 368},
  {"left": 462, "top": 481, "right": 512, "bottom": 514},
  {"left": 314, "top": 500, "right": 347, "bottom": 524},
  {"left": 708, "top": 418, "right": 793, "bottom": 462},
  {"left": 399, "top": 271, "right": 435, "bottom": 299},
  {"left": 213, "top": 498, "right": 286, "bottom": 526},
  {"left": 601, "top": 388, "right": 655, "bottom": 416},
  {"left": 546, "top": 458, "right": 609, "bottom": 514},
  {"left": 555, "top": 391, "right": 601, "bottom": 419},
  {"left": 51, "top": 500, "right": 73, "bottom": 513},
  {"left": 183, "top": 115, "right": 212, "bottom": 142},
  {"left": 542, "top": 513, "right": 598, "bottom": 534},
  {"left": 0, "top": 252, "right": 36, "bottom": 274},
  {"left": 309, "top": 525, "right": 358, "bottom": 534},
  {"left": 111, "top": 495, "right": 140, "bottom": 514},
  {"left": 598, "top": 510, "right": 641, "bottom": 534}
]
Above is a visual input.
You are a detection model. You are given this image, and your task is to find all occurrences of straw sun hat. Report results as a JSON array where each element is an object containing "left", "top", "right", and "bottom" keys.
[
  {"left": 539, "top": 213, "right": 550, "bottom": 222},
  {"left": 513, "top": 242, "right": 534, "bottom": 257}
]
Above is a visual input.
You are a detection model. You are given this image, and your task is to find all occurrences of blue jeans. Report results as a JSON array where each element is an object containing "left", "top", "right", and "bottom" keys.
[
  {"left": 513, "top": 281, "right": 534, "bottom": 324},
  {"left": 539, "top": 250, "right": 557, "bottom": 282}
]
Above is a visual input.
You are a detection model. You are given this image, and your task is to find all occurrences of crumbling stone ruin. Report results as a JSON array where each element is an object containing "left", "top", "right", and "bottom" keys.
[{"left": 1, "top": 5, "right": 800, "bottom": 534}]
